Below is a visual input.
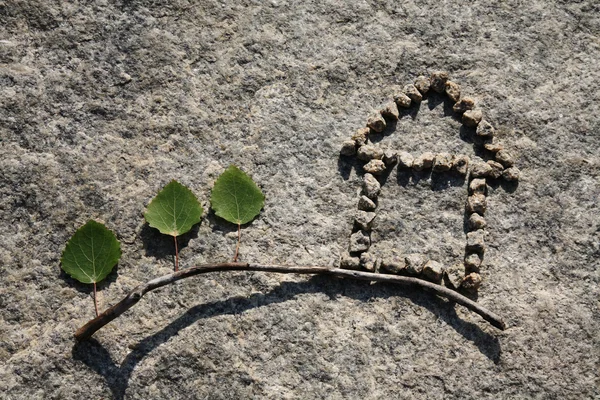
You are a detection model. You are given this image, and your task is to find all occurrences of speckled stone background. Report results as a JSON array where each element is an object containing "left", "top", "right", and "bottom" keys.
[{"left": 1, "top": 1, "right": 599, "bottom": 399}]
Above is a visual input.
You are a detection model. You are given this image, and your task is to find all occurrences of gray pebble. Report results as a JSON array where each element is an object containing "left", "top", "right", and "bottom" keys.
[
  {"left": 367, "top": 112, "right": 386, "bottom": 133},
  {"left": 340, "top": 253, "right": 360, "bottom": 270},
  {"left": 484, "top": 138, "right": 504, "bottom": 153},
  {"left": 360, "top": 252, "right": 379, "bottom": 272},
  {"left": 422, "top": 260, "right": 445, "bottom": 283},
  {"left": 380, "top": 250, "right": 406, "bottom": 274},
  {"left": 363, "top": 159, "right": 386, "bottom": 175},
  {"left": 453, "top": 155, "right": 470, "bottom": 175},
  {"left": 452, "top": 97, "right": 475, "bottom": 113},
  {"left": 430, "top": 71, "right": 449, "bottom": 93},
  {"left": 412, "top": 152, "right": 435, "bottom": 171},
  {"left": 461, "top": 272, "right": 482, "bottom": 290},
  {"left": 362, "top": 173, "right": 381, "bottom": 199},
  {"left": 464, "top": 253, "right": 482, "bottom": 272},
  {"left": 404, "top": 84, "right": 423, "bottom": 103},
  {"left": 354, "top": 210, "right": 376, "bottom": 231},
  {"left": 405, "top": 253, "right": 427, "bottom": 275},
  {"left": 340, "top": 140, "right": 356, "bottom": 156},
  {"left": 466, "top": 193, "right": 487, "bottom": 214},
  {"left": 487, "top": 160, "right": 504, "bottom": 179},
  {"left": 469, "top": 213, "right": 487, "bottom": 230},
  {"left": 357, "top": 144, "right": 384, "bottom": 161},
  {"left": 466, "top": 229, "right": 486, "bottom": 252},
  {"left": 476, "top": 120, "right": 495, "bottom": 138},
  {"left": 358, "top": 195, "right": 376, "bottom": 211},
  {"left": 381, "top": 101, "right": 400, "bottom": 120},
  {"left": 469, "top": 178, "right": 487, "bottom": 194},
  {"left": 495, "top": 149, "right": 515, "bottom": 167},
  {"left": 433, "top": 153, "right": 453, "bottom": 172},
  {"left": 397, "top": 151, "right": 414, "bottom": 168},
  {"left": 352, "top": 127, "right": 370, "bottom": 146},
  {"left": 445, "top": 263, "right": 466, "bottom": 289},
  {"left": 394, "top": 92, "right": 412, "bottom": 108},
  {"left": 502, "top": 166, "right": 520, "bottom": 181},
  {"left": 462, "top": 109, "right": 483, "bottom": 127},
  {"left": 445, "top": 81, "right": 461, "bottom": 102},
  {"left": 349, "top": 230, "right": 371, "bottom": 253},
  {"left": 470, "top": 160, "right": 493, "bottom": 178},
  {"left": 414, "top": 75, "right": 431, "bottom": 94},
  {"left": 383, "top": 149, "right": 398, "bottom": 166}
]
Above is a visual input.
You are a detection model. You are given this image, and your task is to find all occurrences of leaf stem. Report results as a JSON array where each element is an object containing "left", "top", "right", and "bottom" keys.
[
  {"left": 93, "top": 282, "right": 99, "bottom": 318},
  {"left": 75, "top": 262, "right": 506, "bottom": 340},
  {"left": 233, "top": 223, "right": 241, "bottom": 262},
  {"left": 174, "top": 235, "right": 179, "bottom": 272}
]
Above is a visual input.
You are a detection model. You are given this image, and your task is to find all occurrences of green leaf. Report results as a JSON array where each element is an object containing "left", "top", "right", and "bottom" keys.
[
  {"left": 211, "top": 165, "right": 265, "bottom": 225},
  {"left": 144, "top": 180, "right": 203, "bottom": 236},
  {"left": 61, "top": 220, "right": 121, "bottom": 284}
]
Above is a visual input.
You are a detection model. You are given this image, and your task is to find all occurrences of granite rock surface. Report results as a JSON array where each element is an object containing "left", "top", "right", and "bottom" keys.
[{"left": 1, "top": 1, "right": 599, "bottom": 399}]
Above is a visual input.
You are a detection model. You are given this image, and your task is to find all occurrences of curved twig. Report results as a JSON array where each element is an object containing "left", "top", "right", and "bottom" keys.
[{"left": 75, "top": 262, "right": 506, "bottom": 340}]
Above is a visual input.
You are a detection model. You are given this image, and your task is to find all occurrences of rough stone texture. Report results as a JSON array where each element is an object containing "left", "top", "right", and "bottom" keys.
[
  {"left": 403, "top": 83, "right": 423, "bottom": 103},
  {"left": 1, "top": 1, "right": 599, "bottom": 399},
  {"left": 367, "top": 112, "right": 386, "bottom": 133},
  {"left": 462, "top": 109, "right": 483, "bottom": 127},
  {"left": 393, "top": 91, "right": 412, "bottom": 108},
  {"left": 352, "top": 127, "right": 370, "bottom": 146},
  {"left": 476, "top": 120, "right": 495, "bottom": 138},
  {"left": 397, "top": 151, "right": 414, "bottom": 168},
  {"left": 496, "top": 149, "right": 516, "bottom": 167},
  {"left": 487, "top": 160, "right": 505, "bottom": 179},
  {"left": 430, "top": 71, "right": 449, "bottom": 93},
  {"left": 349, "top": 230, "right": 371, "bottom": 253},
  {"left": 462, "top": 272, "right": 483, "bottom": 291},
  {"left": 453, "top": 155, "right": 470, "bottom": 175},
  {"left": 359, "top": 252, "right": 379, "bottom": 272},
  {"left": 414, "top": 75, "right": 430, "bottom": 95},
  {"left": 503, "top": 166, "right": 521, "bottom": 181},
  {"left": 445, "top": 263, "right": 466, "bottom": 290},
  {"left": 354, "top": 210, "right": 377, "bottom": 231},
  {"left": 340, "top": 253, "right": 360, "bottom": 270},
  {"left": 357, "top": 144, "right": 384, "bottom": 161},
  {"left": 433, "top": 152, "right": 453, "bottom": 172},
  {"left": 405, "top": 253, "right": 428, "bottom": 275},
  {"left": 484, "top": 137, "right": 504, "bottom": 152},
  {"left": 340, "top": 140, "right": 356, "bottom": 156},
  {"left": 452, "top": 97, "right": 476, "bottom": 113},
  {"left": 470, "top": 160, "right": 494, "bottom": 178},
  {"left": 469, "top": 213, "right": 487, "bottom": 230},
  {"left": 469, "top": 178, "right": 487, "bottom": 194},
  {"left": 412, "top": 152, "right": 435, "bottom": 171},
  {"left": 357, "top": 195, "right": 376, "bottom": 211},
  {"left": 422, "top": 260, "right": 445, "bottom": 283},
  {"left": 466, "top": 230, "right": 486, "bottom": 252},
  {"left": 382, "top": 149, "right": 398, "bottom": 166},
  {"left": 380, "top": 101, "right": 400, "bottom": 120},
  {"left": 445, "top": 81, "right": 461, "bottom": 102},
  {"left": 465, "top": 253, "right": 483, "bottom": 272},
  {"left": 380, "top": 249, "right": 406, "bottom": 274},
  {"left": 466, "top": 193, "right": 487, "bottom": 214},
  {"left": 362, "top": 173, "right": 381, "bottom": 199},
  {"left": 363, "top": 159, "right": 386, "bottom": 175}
]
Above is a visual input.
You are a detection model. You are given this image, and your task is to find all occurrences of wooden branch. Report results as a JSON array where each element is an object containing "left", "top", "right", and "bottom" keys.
[{"left": 74, "top": 262, "right": 506, "bottom": 341}]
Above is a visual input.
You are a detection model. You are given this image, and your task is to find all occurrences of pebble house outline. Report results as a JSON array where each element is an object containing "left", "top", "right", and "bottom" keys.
[{"left": 339, "top": 72, "right": 520, "bottom": 292}]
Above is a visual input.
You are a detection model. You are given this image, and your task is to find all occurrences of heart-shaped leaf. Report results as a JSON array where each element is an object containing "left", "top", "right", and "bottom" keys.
[
  {"left": 144, "top": 180, "right": 203, "bottom": 236},
  {"left": 211, "top": 165, "right": 265, "bottom": 225},
  {"left": 61, "top": 220, "right": 121, "bottom": 284}
]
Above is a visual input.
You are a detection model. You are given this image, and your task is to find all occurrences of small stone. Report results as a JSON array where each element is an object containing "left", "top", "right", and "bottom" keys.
[
  {"left": 476, "top": 120, "right": 495, "bottom": 138},
  {"left": 119, "top": 72, "right": 132, "bottom": 84},
  {"left": 404, "top": 84, "right": 423, "bottom": 103},
  {"left": 453, "top": 97, "right": 475, "bottom": 113},
  {"left": 380, "top": 101, "right": 399, "bottom": 120},
  {"left": 487, "top": 160, "right": 504, "bottom": 179},
  {"left": 349, "top": 230, "right": 370, "bottom": 253},
  {"left": 464, "top": 253, "right": 482, "bottom": 272},
  {"left": 466, "top": 193, "right": 487, "bottom": 214},
  {"left": 405, "top": 253, "right": 427, "bottom": 275},
  {"left": 495, "top": 150, "right": 515, "bottom": 167},
  {"left": 340, "top": 140, "right": 356, "bottom": 156},
  {"left": 433, "top": 153, "right": 453, "bottom": 172},
  {"left": 469, "top": 213, "right": 487, "bottom": 230},
  {"left": 351, "top": 127, "right": 370, "bottom": 146},
  {"left": 367, "top": 112, "right": 386, "bottom": 133},
  {"left": 380, "top": 250, "right": 406, "bottom": 274},
  {"left": 414, "top": 75, "right": 430, "bottom": 94},
  {"left": 461, "top": 272, "right": 482, "bottom": 290},
  {"left": 358, "top": 195, "right": 376, "bottom": 211},
  {"left": 363, "top": 159, "right": 386, "bottom": 175},
  {"left": 354, "top": 210, "right": 376, "bottom": 231},
  {"left": 502, "top": 166, "right": 520, "bottom": 181},
  {"left": 422, "top": 260, "right": 445, "bottom": 283},
  {"left": 394, "top": 92, "right": 412, "bottom": 108},
  {"left": 469, "top": 178, "right": 487, "bottom": 194},
  {"left": 362, "top": 173, "right": 381, "bottom": 199},
  {"left": 445, "top": 81, "right": 461, "bottom": 102},
  {"left": 397, "top": 152, "right": 414, "bottom": 168},
  {"left": 484, "top": 138, "right": 504, "bottom": 153},
  {"left": 462, "top": 109, "right": 483, "bottom": 127},
  {"left": 412, "top": 152, "right": 435, "bottom": 171},
  {"left": 430, "top": 71, "right": 449, "bottom": 93},
  {"left": 360, "top": 252, "right": 379, "bottom": 272},
  {"left": 340, "top": 253, "right": 360, "bottom": 270},
  {"left": 383, "top": 149, "right": 398, "bottom": 166},
  {"left": 470, "top": 160, "right": 493, "bottom": 178},
  {"left": 357, "top": 144, "right": 384, "bottom": 161},
  {"left": 445, "top": 263, "right": 465, "bottom": 289},
  {"left": 466, "top": 230, "right": 486, "bottom": 252},
  {"left": 453, "top": 155, "right": 469, "bottom": 175}
]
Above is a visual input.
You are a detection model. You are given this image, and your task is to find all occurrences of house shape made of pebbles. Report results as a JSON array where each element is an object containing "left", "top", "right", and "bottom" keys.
[{"left": 339, "top": 71, "right": 520, "bottom": 292}]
